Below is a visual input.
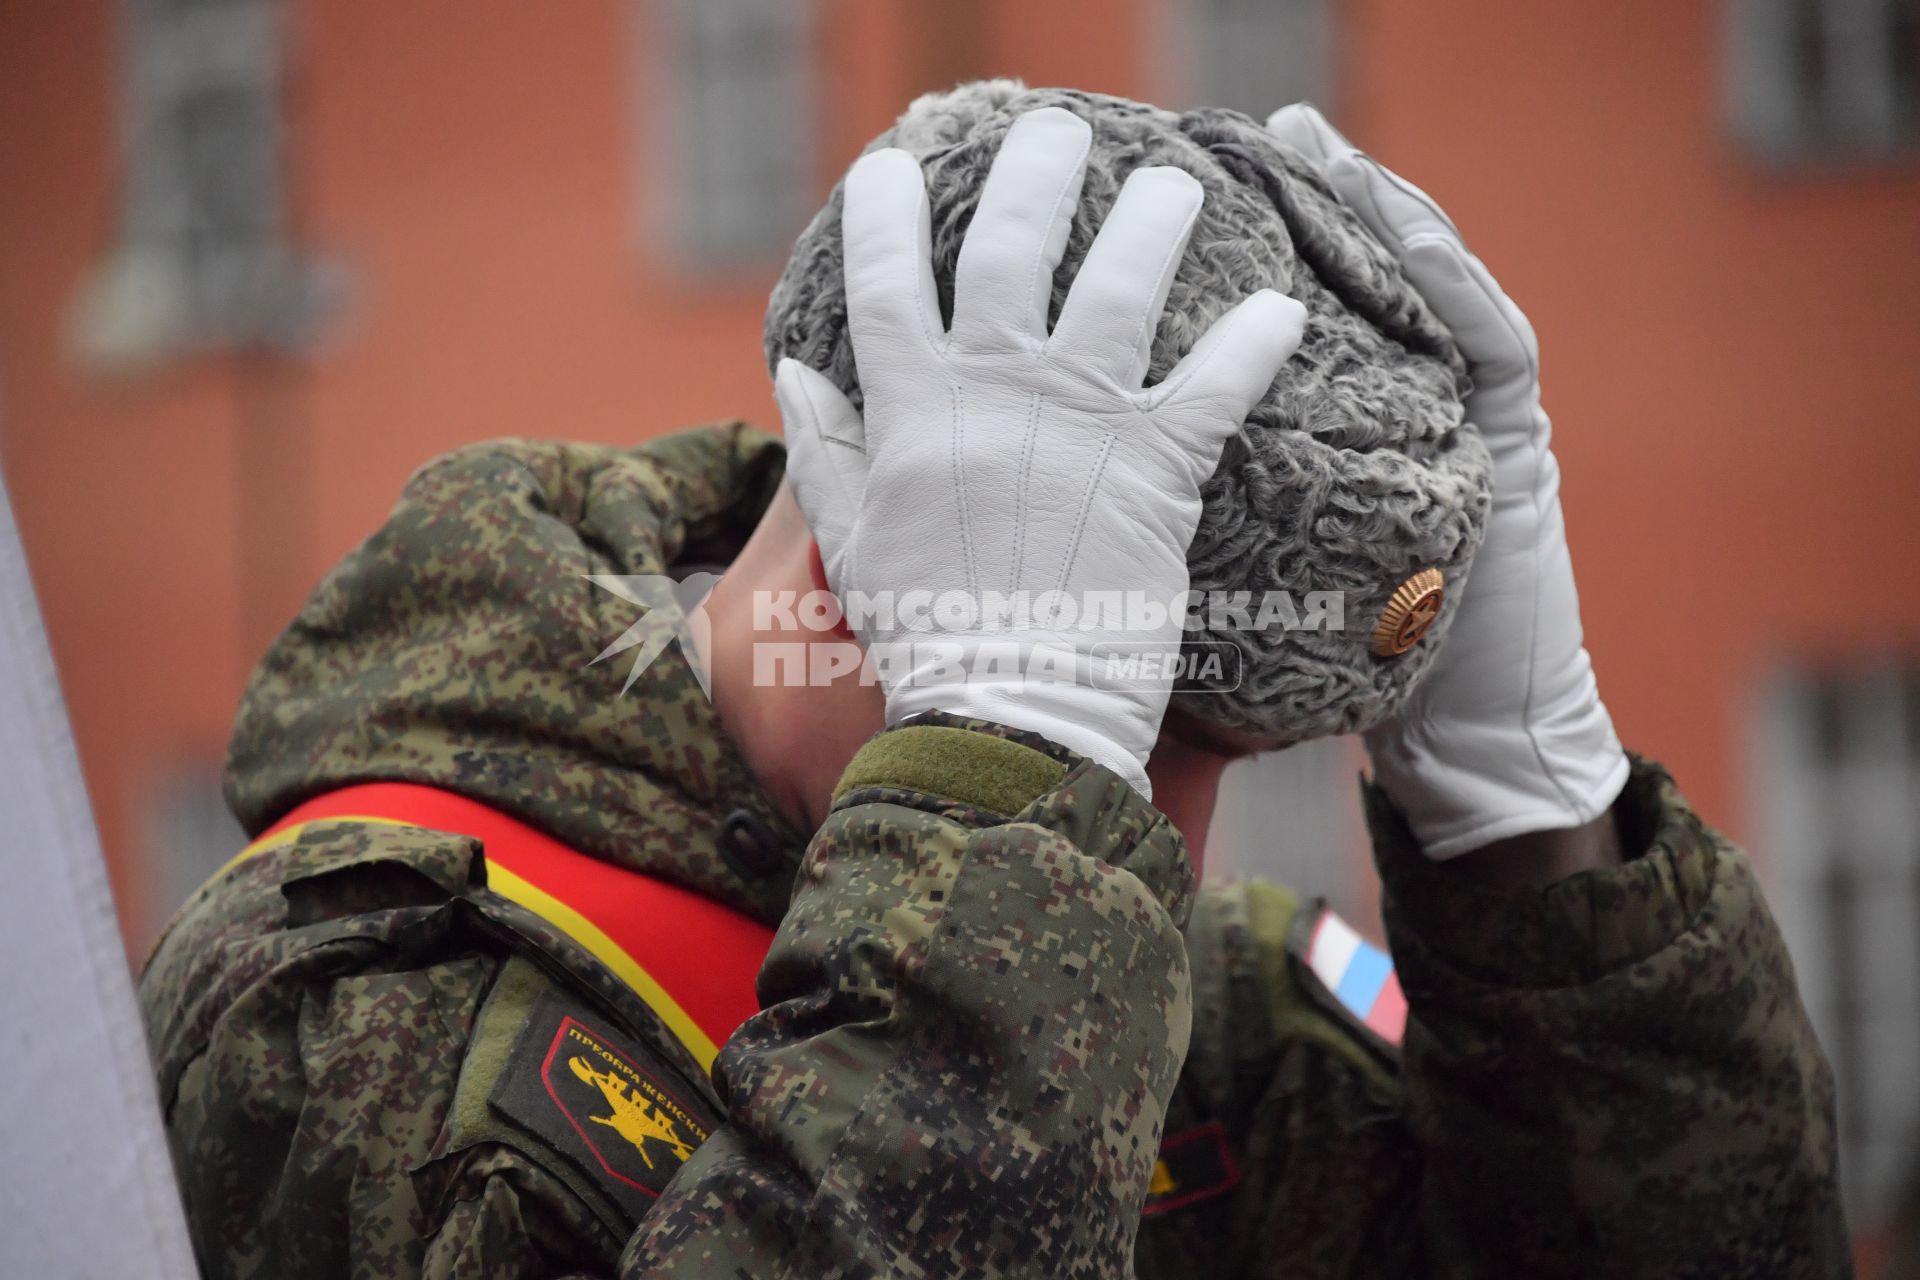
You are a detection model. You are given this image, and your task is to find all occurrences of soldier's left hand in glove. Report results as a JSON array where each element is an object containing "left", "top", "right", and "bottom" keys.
[{"left": 1268, "top": 103, "right": 1629, "bottom": 859}]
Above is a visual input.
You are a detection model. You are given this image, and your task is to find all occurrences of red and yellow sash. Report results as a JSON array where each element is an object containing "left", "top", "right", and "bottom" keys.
[{"left": 242, "top": 783, "right": 774, "bottom": 1071}]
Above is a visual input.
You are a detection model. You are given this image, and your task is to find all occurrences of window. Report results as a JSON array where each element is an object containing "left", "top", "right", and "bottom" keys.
[
  {"left": 74, "top": 0, "right": 331, "bottom": 368},
  {"left": 1753, "top": 661, "right": 1920, "bottom": 1226},
  {"left": 643, "top": 0, "right": 819, "bottom": 271},
  {"left": 1725, "top": 0, "right": 1920, "bottom": 165},
  {"left": 139, "top": 762, "right": 247, "bottom": 951},
  {"left": 1208, "top": 735, "right": 1377, "bottom": 935},
  {"left": 1156, "top": 0, "right": 1335, "bottom": 118}
]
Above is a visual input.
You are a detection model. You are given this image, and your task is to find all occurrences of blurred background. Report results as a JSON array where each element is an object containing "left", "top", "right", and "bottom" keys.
[{"left": 1, "top": 0, "right": 1916, "bottom": 1267}]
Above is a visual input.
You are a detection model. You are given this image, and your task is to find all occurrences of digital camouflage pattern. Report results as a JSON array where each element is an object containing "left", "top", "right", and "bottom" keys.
[
  {"left": 623, "top": 713, "right": 1196, "bottom": 1277},
  {"left": 141, "top": 426, "right": 1848, "bottom": 1278},
  {"left": 1136, "top": 761, "right": 1852, "bottom": 1278},
  {"left": 221, "top": 424, "right": 804, "bottom": 925}
]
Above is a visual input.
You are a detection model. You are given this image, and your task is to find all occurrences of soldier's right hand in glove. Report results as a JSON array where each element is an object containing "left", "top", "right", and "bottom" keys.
[{"left": 776, "top": 106, "right": 1306, "bottom": 799}]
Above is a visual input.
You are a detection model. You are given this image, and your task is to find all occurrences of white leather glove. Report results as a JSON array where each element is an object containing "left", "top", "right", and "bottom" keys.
[
  {"left": 1267, "top": 103, "right": 1629, "bottom": 857},
  {"left": 777, "top": 107, "right": 1307, "bottom": 799}
]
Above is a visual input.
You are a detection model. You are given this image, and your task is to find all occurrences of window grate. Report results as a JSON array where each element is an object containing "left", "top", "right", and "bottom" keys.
[
  {"left": 1755, "top": 660, "right": 1920, "bottom": 1226},
  {"left": 74, "top": 0, "right": 333, "bottom": 368},
  {"left": 642, "top": 0, "right": 819, "bottom": 272},
  {"left": 1725, "top": 0, "right": 1920, "bottom": 166},
  {"left": 1156, "top": 0, "right": 1335, "bottom": 120}
]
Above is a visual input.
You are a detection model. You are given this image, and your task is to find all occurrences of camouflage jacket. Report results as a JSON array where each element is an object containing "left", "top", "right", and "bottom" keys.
[{"left": 140, "top": 426, "right": 1849, "bottom": 1278}]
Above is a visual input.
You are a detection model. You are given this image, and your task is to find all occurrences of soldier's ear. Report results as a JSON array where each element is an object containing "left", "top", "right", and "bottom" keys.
[
  {"left": 805, "top": 539, "right": 857, "bottom": 643},
  {"left": 806, "top": 538, "right": 829, "bottom": 597}
]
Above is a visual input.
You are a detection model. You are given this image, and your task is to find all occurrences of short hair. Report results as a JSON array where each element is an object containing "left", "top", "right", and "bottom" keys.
[{"left": 766, "top": 81, "right": 1491, "bottom": 741}]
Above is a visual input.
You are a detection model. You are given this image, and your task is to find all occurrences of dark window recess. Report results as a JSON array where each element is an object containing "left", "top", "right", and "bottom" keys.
[
  {"left": 644, "top": 0, "right": 818, "bottom": 271},
  {"left": 1160, "top": 0, "right": 1334, "bottom": 121},
  {"left": 1724, "top": 0, "right": 1920, "bottom": 166},
  {"left": 1755, "top": 659, "right": 1920, "bottom": 1229},
  {"left": 73, "top": 0, "right": 336, "bottom": 368}
]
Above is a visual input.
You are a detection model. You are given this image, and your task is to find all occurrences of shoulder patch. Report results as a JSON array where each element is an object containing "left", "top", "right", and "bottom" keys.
[
  {"left": 489, "top": 989, "right": 715, "bottom": 1221},
  {"left": 1300, "top": 907, "right": 1407, "bottom": 1047},
  {"left": 1142, "top": 1123, "right": 1240, "bottom": 1218}
]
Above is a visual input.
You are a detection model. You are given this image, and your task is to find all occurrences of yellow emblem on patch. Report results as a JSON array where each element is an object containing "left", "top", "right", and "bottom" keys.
[
  {"left": 490, "top": 1000, "right": 714, "bottom": 1213},
  {"left": 1142, "top": 1124, "right": 1240, "bottom": 1218},
  {"left": 1149, "top": 1159, "right": 1177, "bottom": 1197},
  {"left": 569, "top": 1055, "right": 696, "bottom": 1169}
]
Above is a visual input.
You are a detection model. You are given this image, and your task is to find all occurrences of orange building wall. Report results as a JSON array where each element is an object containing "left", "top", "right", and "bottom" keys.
[
  {"left": 1338, "top": 0, "right": 1920, "bottom": 861},
  {"left": 0, "top": 2, "right": 249, "bottom": 940},
  {"left": 1, "top": 0, "right": 1917, "bottom": 952}
]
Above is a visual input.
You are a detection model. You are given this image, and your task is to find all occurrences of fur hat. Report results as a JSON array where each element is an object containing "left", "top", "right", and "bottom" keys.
[{"left": 765, "top": 81, "right": 1492, "bottom": 742}]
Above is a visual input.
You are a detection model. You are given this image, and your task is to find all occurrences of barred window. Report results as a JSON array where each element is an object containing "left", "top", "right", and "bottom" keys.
[
  {"left": 1157, "top": 0, "right": 1335, "bottom": 118},
  {"left": 1208, "top": 736, "right": 1377, "bottom": 935},
  {"left": 138, "top": 762, "right": 246, "bottom": 951},
  {"left": 1724, "top": 0, "right": 1920, "bottom": 164},
  {"left": 1754, "top": 661, "right": 1920, "bottom": 1225},
  {"left": 644, "top": 0, "right": 819, "bottom": 271},
  {"left": 75, "top": 0, "right": 331, "bottom": 368}
]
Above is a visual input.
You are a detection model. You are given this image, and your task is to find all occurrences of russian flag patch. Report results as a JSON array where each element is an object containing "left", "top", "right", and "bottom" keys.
[{"left": 1304, "top": 908, "right": 1407, "bottom": 1047}]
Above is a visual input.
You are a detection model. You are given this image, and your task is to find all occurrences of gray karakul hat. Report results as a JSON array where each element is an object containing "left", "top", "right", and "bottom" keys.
[{"left": 765, "top": 80, "right": 1492, "bottom": 744}]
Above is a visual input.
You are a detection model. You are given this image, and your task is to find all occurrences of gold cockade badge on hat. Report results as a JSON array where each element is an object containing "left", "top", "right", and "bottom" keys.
[{"left": 1370, "top": 569, "right": 1445, "bottom": 657}]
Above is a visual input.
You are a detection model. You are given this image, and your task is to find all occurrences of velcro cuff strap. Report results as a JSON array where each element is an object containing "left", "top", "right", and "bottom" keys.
[{"left": 832, "top": 725, "right": 1068, "bottom": 818}]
